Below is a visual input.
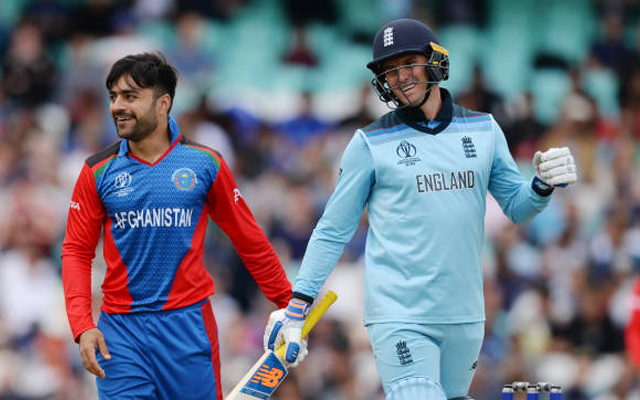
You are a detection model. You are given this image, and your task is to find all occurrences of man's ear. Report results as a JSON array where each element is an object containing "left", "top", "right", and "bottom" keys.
[{"left": 157, "top": 93, "right": 172, "bottom": 115}]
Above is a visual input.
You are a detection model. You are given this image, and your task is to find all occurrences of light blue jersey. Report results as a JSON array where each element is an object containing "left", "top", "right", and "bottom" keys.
[{"left": 294, "top": 89, "right": 551, "bottom": 325}]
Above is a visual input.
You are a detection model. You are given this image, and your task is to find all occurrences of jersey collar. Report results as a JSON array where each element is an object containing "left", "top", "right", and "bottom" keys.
[
  {"left": 118, "top": 116, "right": 181, "bottom": 157},
  {"left": 396, "top": 88, "right": 453, "bottom": 135}
]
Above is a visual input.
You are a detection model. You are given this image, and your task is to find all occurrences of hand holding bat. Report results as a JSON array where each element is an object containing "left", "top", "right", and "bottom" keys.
[{"left": 226, "top": 291, "right": 338, "bottom": 399}]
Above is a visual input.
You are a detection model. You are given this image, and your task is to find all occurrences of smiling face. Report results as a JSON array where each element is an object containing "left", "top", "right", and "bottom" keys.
[
  {"left": 379, "top": 53, "right": 431, "bottom": 106},
  {"left": 108, "top": 75, "right": 162, "bottom": 142}
]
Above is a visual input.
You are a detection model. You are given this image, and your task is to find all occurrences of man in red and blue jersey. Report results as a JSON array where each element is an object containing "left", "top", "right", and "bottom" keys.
[{"left": 62, "top": 52, "right": 293, "bottom": 399}]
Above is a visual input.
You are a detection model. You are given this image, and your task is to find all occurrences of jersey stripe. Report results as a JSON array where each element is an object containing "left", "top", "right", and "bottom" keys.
[
  {"left": 184, "top": 144, "right": 222, "bottom": 169},
  {"left": 92, "top": 154, "right": 118, "bottom": 180},
  {"left": 200, "top": 301, "right": 223, "bottom": 400},
  {"left": 364, "top": 123, "right": 410, "bottom": 138},
  {"left": 452, "top": 115, "right": 491, "bottom": 122}
]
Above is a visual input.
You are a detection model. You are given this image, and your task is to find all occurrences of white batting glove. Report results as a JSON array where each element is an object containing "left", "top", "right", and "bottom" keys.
[
  {"left": 533, "top": 147, "right": 578, "bottom": 187},
  {"left": 263, "top": 299, "right": 310, "bottom": 367}
]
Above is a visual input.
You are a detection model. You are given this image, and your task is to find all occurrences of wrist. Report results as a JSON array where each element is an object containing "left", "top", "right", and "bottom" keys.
[
  {"left": 285, "top": 298, "right": 310, "bottom": 321},
  {"left": 292, "top": 291, "right": 315, "bottom": 305},
  {"left": 532, "top": 176, "right": 554, "bottom": 197}
]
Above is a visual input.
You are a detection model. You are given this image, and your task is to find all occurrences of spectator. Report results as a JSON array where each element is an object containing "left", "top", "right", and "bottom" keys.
[
  {"left": 455, "top": 65, "right": 502, "bottom": 115},
  {"left": 1, "top": 21, "right": 58, "bottom": 107}
]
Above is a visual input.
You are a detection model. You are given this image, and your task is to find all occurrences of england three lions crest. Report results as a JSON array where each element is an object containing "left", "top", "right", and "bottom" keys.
[{"left": 461, "top": 136, "right": 477, "bottom": 158}]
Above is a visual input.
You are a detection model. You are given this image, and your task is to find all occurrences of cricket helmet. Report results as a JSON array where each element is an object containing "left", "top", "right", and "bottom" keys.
[{"left": 367, "top": 19, "right": 449, "bottom": 107}]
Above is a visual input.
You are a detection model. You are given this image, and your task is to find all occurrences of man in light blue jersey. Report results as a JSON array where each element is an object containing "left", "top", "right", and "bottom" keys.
[{"left": 263, "top": 19, "right": 578, "bottom": 400}]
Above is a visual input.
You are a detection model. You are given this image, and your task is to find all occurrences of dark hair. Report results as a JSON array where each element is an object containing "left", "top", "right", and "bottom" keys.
[{"left": 106, "top": 52, "right": 178, "bottom": 109}]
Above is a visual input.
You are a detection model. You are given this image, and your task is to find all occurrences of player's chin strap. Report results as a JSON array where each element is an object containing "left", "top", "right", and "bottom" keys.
[{"left": 401, "top": 82, "right": 435, "bottom": 109}]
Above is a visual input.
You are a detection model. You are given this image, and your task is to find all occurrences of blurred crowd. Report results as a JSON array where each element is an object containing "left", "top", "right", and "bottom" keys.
[{"left": 1, "top": 0, "right": 640, "bottom": 399}]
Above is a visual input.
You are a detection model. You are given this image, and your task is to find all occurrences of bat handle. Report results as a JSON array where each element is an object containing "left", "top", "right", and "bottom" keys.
[{"left": 274, "top": 290, "right": 338, "bottom": 359}]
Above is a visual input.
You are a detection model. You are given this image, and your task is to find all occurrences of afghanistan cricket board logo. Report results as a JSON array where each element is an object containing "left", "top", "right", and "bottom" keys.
[
  {"left": 172, "top": 168, "right": 197, "bottom": 191},
  {"left": 396, "top": 140, "right": 421, "bottom": 166}
]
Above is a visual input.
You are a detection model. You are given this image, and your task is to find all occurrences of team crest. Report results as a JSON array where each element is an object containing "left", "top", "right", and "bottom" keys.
[
  {"left": 461, "top": 136, "right": 477, "bottom": 158},
  {"left": 383, "top": 26, "right": 394, "bottom": 47},
  {"left": 172, "top": 168, "right": 197, "bottom": 191},
  {"left": 396, "top": 340, "right": 413, "bottom": 365}
]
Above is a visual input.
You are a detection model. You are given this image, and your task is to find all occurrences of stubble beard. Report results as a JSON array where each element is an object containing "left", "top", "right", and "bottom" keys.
[
  {"left": 115, "top": 102, "right": 158, "bottom": 142},
  {"left": 398, "top": 82, "right": 429, "bottom": 108}
]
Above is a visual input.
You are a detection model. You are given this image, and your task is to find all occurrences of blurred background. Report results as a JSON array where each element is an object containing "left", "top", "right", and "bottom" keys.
[{"left": 1, "top": 0, "right": 640, "bottom": 399}]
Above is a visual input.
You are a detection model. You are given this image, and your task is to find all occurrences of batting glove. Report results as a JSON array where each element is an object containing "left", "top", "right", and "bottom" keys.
[
  {"left": 263, "top": 298, "right": 310, "bottom": 366},
  {"left": 533, "top": 147, "right": 578, "bottom": 189}
]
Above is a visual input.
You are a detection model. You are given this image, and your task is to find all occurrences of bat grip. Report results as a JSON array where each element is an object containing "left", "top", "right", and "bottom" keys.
[{"left": 274, "top": 290, "right": 338, "bottom": 359}]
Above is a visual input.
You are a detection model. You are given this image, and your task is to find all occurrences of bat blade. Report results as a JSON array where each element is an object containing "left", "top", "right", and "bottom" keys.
[
  {"left": 225, "top": 290, "right": 338, "bottom": 399},
  {"left": 226, "top": 351, "right": 288, "bottom": 399}
]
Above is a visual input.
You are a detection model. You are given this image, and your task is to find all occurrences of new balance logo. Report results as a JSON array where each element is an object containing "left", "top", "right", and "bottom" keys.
[
  {"left": 249, "top": 365, "right": 284, "bottom": 388},
  {"left": 383, "top": 27, "right": 394, "bottom": 47}
]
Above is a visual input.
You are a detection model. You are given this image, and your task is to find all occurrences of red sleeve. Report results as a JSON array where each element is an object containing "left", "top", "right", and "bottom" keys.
[
  {"left": 626, "top": 276, "right": 640, "bottom": 368},
  {"left": 207, "top": 157, "right": 292, "bottom": 308},
  {"left": 61, "top": 163, "right": 106, "bottom": 342}
]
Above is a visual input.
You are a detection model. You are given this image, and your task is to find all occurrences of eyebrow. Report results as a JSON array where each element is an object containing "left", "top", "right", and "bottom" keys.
[
  {"left": 108, "top": 88, "right": 140, "bottom": 96},
  {"left": 383, "top": 56, "right": 420, "bottom": 70}
]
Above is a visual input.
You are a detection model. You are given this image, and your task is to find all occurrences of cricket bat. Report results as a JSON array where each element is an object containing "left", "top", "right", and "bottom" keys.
[{"left": 225, "top": 290, "right": 338, "bottom": 399}]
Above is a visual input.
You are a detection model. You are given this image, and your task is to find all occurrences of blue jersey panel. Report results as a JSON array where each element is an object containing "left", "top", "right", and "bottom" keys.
[{"left": 94, "top": 121, "right": 218, "bottom": 311}]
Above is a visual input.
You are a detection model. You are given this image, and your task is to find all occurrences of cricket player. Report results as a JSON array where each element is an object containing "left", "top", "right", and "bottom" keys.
[
  {"left": 264, "top": 19, "right": 578, "bottom": 399},
  {"left": 62, "top": 52, "right": 293, "bottom": 400}
]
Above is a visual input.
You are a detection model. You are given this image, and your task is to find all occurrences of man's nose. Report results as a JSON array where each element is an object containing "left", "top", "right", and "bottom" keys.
[
  {"left": 398, "top": 65, "right": 412, "bottom": 82},
  {"left": 111, "top": 96, "right": 125, "bottom": 112}
]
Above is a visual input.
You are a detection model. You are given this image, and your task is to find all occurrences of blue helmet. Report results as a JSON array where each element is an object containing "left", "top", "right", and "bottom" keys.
[{"left": 367, "top": 19, "right": 450, "bottom": 107}]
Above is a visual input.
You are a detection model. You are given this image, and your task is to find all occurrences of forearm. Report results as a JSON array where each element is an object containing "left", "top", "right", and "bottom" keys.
[
  {"left": 62, "top": 253, "right": 95, "bottom": 342},
  {"left": 293, "top": 230, "right": 348, "bottom": 299},
  {"left": 501, "top": 180, "right": 552, "bottom": 224}
]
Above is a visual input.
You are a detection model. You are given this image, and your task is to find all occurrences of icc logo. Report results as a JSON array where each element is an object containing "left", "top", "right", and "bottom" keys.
[
  {"left": 396, "top": 140, "right": 417, "bottom": 158},
  {"left": 113, "top": 172, "right": 134, "bottom": 197},
  {"left": 396, "top": 140, "right": 421, "bottom": 166},
  {"left": 114, "top": 172, "right": 132, "bottom": 189}
]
